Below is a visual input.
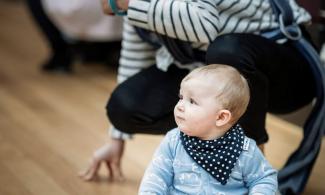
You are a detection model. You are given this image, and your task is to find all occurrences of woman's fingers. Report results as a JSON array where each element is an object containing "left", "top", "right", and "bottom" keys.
[
  {"left": 79, "top": 158, "right": 101, "bottom": 181},
  {"left": 101, "top": 0, "right": 114, "bottom": 15},
  {"left": 106, "top": 161, "right": 125, "bottom": 182}
]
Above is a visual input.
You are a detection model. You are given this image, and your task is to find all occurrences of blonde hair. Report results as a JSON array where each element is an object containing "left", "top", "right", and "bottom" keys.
[{"left": 183, "top": 64, "right": 250, "bottom": 123}]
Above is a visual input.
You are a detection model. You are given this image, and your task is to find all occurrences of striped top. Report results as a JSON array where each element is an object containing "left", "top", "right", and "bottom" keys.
[{"left": 110, "top": 0, "right": 311, "bottom": 139}]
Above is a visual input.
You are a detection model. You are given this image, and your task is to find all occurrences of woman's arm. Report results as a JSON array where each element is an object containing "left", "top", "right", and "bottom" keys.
[
  {"left": 101, "top": 0, "right": 220, "bottom": 43},
  {"left": 117, "top": 20, "right": 157, "bottom": 83},
  {"left": 127, "top": 0, "right": 220, "bottom": 43}
]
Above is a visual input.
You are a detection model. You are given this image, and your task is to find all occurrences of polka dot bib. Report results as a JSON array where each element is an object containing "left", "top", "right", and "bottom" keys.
[{"left": 180, "top": 124, "right": 245, "bottom": 185}]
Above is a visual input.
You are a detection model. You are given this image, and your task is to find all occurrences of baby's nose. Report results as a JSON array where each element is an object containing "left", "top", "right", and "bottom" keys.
[{"left": 176, "top": 103, "right": 184, "bottom": 111}]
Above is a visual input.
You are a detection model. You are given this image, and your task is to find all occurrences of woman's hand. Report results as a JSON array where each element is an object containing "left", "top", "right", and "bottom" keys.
[
  {"left": 100, "top": 0, "right": 130, "bottom": 15},
  {"left": 79, "top": 138, "right": 125, "bottom": 181}
]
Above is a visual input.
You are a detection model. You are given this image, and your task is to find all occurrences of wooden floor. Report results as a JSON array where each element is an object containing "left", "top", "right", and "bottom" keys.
[{"left": 0, "top": 1, "right": 324, "bottom": 194}]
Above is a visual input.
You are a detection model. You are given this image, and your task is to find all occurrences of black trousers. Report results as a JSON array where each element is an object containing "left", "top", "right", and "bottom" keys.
[{"left": 107, "top": 33, "right": 315, "bottom": 144}]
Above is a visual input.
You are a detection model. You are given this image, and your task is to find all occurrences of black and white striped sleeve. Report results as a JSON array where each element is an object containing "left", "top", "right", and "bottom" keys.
[
  {"left": 127, "top": 0, "right": 220, "bottom": 44},
  {"left": 117, "top": 19, "right": 157, "bottom": 83}
]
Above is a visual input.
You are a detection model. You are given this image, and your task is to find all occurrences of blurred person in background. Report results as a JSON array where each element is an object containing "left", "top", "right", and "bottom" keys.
[{"left": 26, "top": 0, "right": 123, "bottom": 73}]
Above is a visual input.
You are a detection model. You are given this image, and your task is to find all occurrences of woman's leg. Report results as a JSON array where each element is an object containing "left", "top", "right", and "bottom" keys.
[
  {"left": 107, "top": 65, "right": 189, "bottom": 134},
  {"left": 206, "top": 33, "right": 315, "bottom": 144},
  {"left": 106, "top": 33, "right": 315, "bottom": 144}
]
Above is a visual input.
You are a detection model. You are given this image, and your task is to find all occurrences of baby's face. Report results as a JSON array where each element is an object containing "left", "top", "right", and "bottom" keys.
[{"left": 174, "top": 76, "right": 223, "bottom": 140}]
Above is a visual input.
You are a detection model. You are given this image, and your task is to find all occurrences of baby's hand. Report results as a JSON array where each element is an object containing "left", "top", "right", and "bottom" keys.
[{"left": 79, "top": 139, "right": 125, "bottom": 181}]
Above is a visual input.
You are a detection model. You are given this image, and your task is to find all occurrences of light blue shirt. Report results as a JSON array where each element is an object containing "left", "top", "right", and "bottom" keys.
[{"left": 139, "top": 128, "right": 278, "bottom": 195}]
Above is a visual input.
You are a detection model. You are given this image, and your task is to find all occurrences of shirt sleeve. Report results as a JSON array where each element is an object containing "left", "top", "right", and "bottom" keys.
[
  {"left": 127, "top": 0, "right": 220, "bottom": 44},
  {"left": 109, "top": 126, "right": 133, "bottom": 140},
  {"left": 241, "top": 139, "right": 278, "bottom": 195},
  {"left": 139, "top": 130, "right": 177, "bottom": 195},
  {"left": 117, "top": 19, "right": 157, "bottom": 83}
]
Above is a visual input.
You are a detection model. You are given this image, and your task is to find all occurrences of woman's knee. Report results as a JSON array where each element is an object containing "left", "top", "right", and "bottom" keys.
[
  {"left": 206, "top": 34, "right": 245, "bottom": 65},
  {"left": 106, "top": 86, "right": 138, "bottom": 132}
]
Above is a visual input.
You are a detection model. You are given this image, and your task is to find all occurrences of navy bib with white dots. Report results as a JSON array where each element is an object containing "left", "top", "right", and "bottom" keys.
[{"left": 180, "top": 124, "right": 245, "bottom": 185}]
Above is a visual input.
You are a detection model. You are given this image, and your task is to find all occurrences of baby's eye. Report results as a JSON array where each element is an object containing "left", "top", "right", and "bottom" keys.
[{"left": 190, "top": 98, "right": 196, "bottom": 104}]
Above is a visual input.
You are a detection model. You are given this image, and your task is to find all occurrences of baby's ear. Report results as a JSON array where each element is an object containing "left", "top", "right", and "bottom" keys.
[{"left": 215, "top": 109, "right": 232, "bottom": 127}]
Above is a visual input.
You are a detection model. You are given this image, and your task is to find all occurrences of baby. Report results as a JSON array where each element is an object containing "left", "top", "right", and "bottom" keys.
[{"left": 139, "top": 64, "right": 278, "bottom": 194}]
